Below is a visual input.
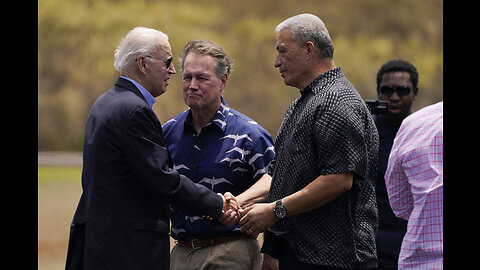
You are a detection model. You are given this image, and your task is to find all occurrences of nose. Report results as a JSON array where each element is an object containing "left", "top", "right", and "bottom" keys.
[
  {"left": 188, "top": 78, "right": 200, "bottom": 90},
  {"left": 389, "top": 91, "right": 400, "bottom": 101},
  {"left": 274, "top": 54, "right": 281, "bottom": 68},
  {"left": 169, "top": 64, "right": 176, "bottom": 74}
]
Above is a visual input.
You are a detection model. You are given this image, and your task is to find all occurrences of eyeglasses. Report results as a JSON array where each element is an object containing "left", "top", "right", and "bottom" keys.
[
  {"left": 136, "top": 55, "right": 173, "bottom": 68},
  {"left": 379, "top": 85, "right": 411, "bottom": 97}
]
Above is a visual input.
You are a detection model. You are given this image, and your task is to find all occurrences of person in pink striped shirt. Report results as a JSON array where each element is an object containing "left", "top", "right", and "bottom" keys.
[{"left": 385, "top": 101, "right": 443, "bottom": 269}]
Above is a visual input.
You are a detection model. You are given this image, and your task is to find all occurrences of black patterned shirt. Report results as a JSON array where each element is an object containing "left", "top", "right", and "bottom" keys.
[{"left": 266, "top": 67, "right": 379, "bottom": 268}]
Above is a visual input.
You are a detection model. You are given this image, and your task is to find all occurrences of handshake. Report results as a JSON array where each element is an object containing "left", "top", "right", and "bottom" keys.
[{"left": 217, "top": 192, "right": 278, "bottom": 237}]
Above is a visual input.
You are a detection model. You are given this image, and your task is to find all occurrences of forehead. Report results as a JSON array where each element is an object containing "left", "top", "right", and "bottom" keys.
[
  {"left": 154, "top": 37, "right": 172, "bottom": 55},
  {"left": 380, "top": 71, "right": 412, "bottom": 86},
  {"left": 276, "top": 28, "right": 297, "bottom": 49},
  {"left": 183, "top": 53, "right": 216, "bottom": 73}
]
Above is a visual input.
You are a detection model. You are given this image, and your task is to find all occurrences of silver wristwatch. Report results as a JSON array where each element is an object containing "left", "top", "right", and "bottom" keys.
[{"left": 274, "top": 199, "right": 287, "bottom": 219}]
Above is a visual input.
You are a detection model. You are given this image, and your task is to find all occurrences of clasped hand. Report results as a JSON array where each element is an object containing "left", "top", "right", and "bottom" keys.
[
  {"left": 217, "top": 192, "right": 277, "bottom": 237},
  {"left": 217, "top": 192, "right": 241, "bottom": 227}
]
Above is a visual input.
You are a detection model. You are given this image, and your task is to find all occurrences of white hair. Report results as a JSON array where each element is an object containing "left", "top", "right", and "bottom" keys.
[
  {"left": 275, "top": 13, "right": 334, "bottom": 58},
  {"left": 113, "top": 27, "right": 169, "bottom": 72}
]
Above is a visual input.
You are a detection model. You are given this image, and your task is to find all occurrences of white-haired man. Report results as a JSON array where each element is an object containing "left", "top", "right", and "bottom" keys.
[{"left": 65, "top": 27, "right": 238, "bottom": 270}]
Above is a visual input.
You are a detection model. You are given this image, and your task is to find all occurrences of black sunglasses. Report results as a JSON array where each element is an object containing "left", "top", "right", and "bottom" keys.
[
  {"left": 379, "top": 85, "right": 411, "bottom": 97},
  {"left": 136, "top": 55, "right": 173, "bottom": 68}
]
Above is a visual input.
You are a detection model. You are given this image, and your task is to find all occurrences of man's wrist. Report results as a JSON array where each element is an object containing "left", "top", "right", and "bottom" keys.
[{"left": 273, "top": 199, "right": 287, "bottom": 219}]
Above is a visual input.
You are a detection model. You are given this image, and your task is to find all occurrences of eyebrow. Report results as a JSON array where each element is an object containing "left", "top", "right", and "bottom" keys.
[{"left": 182, "top": 69, "right": 212, "bottom": 77}]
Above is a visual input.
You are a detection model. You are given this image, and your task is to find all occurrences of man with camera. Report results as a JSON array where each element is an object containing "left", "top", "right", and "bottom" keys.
[{"left": 372, "top": 59, "right": 419, "bottom": 269}]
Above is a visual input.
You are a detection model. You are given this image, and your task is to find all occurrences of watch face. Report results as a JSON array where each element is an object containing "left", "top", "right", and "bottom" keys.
[{"left": 275, "top": 202, "right": 287, "bottom": 219}]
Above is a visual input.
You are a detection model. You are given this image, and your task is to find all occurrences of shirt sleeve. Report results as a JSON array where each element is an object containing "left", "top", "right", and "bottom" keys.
[
  {"left": 384, "top": 124, "right": 414, "bottom": 220},
  {"left": 249, "top": 132, "right": 275, "bottom": 181},
  {"left": 313, "top": 102, "right": 369, "bottom": 179}
]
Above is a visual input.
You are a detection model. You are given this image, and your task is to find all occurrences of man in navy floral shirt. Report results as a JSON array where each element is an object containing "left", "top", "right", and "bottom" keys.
[{"left": 163, "top": 39, "right": 274, "bottom": 270}]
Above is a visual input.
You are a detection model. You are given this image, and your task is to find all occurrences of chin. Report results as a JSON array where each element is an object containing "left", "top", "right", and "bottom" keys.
[
  {"left": 281, "top": 76, "right": 299, "bottom": 89},
  {"left": 283, "top": 78, "right": 294, "bottom": 87},
  {"left": 185, "top": 100, "right": 199, "bottom": 109}
]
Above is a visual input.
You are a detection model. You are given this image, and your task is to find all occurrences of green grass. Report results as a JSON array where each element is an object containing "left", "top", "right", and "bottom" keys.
[
  {"left": 38, "top": 165, "right": 83, "bottom": 270},
  {"left": 38, "top": 165, "right": 82, "bottom": 183}
]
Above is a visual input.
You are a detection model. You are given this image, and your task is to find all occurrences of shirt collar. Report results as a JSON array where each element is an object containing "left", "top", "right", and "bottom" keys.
[
  {"left": 301, "top": 67, "right": 343, "bottom": 96},
  {"left": 214, "top": 96, "right": 229, "bottom": 131},
  {"left": 120, "top": 76, "right": 156, "bottom": 108},
  {"left": 185, "top": 96, "right": 229, "bottom": 133}
]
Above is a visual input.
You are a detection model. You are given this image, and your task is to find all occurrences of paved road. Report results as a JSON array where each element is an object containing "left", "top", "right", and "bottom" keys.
[{"left": 38, "top": 151, "right": 83, "bottom": 166}]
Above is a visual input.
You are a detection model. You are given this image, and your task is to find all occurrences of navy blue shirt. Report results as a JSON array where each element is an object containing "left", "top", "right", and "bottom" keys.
[
  {"left": 163, "top": 96, "right": 275, "bottom": 241},
  {"left": 374, "top": 114, "right": 407, "bottom": 256}
]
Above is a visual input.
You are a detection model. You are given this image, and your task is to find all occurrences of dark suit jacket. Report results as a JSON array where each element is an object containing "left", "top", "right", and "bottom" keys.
[{"left": 65, "top": 77, "right": 223, "bottom": 270}]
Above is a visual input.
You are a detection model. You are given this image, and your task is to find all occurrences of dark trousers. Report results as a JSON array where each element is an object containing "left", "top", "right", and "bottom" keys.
[
  {"left": 262, "top": 234, "right": 345, "bottom": 270},
  {"left": 377, "top": 250, "right": 399, "bottom": 269},
  {"left": 276, "top": 239, "right": 345, "bottom": 270},
  {"left": 262, "top": 233, "right": 377, "bottom": 270}
]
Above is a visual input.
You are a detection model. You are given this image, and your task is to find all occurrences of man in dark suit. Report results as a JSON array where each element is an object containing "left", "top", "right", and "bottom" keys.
[{"left": 65, "top": 27, "right": 238, "bottom": 270}]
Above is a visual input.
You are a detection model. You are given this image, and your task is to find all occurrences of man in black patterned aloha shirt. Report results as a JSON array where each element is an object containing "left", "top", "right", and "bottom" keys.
[{"left": 232, "top": 13, "right": 380, "bottom": 269}]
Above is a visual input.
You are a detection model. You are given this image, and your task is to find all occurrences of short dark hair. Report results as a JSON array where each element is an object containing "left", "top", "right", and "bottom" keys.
[
  {"left": 179, "top": 39, "right": 232, "bottom": 79},
  {"left": 376, "top": 59, "right": 419, "bottom": 93}
]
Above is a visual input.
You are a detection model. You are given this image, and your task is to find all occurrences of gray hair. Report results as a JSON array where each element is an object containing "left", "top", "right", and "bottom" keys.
[
  {"left": 275, "top": 13, "right": 334, "bottom": 58},
  {"left": 179, "top": 39, "right": 232, "bottom": 78},
  {"left": 114, "top": 27, "right": 169, "bottom": 72}
]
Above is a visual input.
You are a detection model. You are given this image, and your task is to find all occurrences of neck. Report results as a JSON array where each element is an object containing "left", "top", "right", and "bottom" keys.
[
  {"left": 191, "top": 105, "right": 219, "bottom": 134},
  {"left": 299, "top": 58, "right": 336, "bottom": 91},
  {"left": 387, "top": 110, "right": 412, "bottom": 127}
]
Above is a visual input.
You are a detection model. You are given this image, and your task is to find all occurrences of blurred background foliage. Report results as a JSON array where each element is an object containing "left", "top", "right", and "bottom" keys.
[{"left": 38, "top": 0, "right": 442, "bottom": 151}]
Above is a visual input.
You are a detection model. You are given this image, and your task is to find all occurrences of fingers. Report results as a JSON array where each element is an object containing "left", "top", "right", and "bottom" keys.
[
  {"left": 239, "top": 205, "right": 254, "bottom": 227},
  {"left": 244, "top": 226, "right": 259, "bottom": 237},
  {"left": 219, "top": 192, "right": 240, "bottom": 212},
  {"left": 239, "top": 206, "right": 255, "bottom": 235},
  {"left": 224, "top": 192, "right": 234, "bottom": 200},
  {"left": 239, "top": 203, "right": 276, "bottom": 237},
  {"left": 218, "top": 209, "right": 239, "bottom": 227},
  {"left": 239, "top": 205, "right": 253, "bottom": 218},
  {"left": 224, "top": 192, "right": 240, "bottom": 212},
  {"left": 239, "top": 216, "right": 257, "bottom": 236},
  {"left": 217, "top": 192, "right": 242, "bottom": 227},
  {"left": 215, "top": 192, "right": 247, "bottom": 227}
]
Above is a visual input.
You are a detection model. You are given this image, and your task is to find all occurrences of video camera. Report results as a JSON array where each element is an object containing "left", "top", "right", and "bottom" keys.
[{"left": 365, "top": 100, "right": 388, "bottom": 114}]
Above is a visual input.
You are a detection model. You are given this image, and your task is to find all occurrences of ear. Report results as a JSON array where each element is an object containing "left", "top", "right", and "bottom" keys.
[
  {"left": 136, "top": 56, "right": 148, "bottom": 74},
  {"left": 305, "top": 41, "right": 315, "bottom": 60},
  {"left": 219, "top": 73, "right": 228, "bottom": 91}
]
